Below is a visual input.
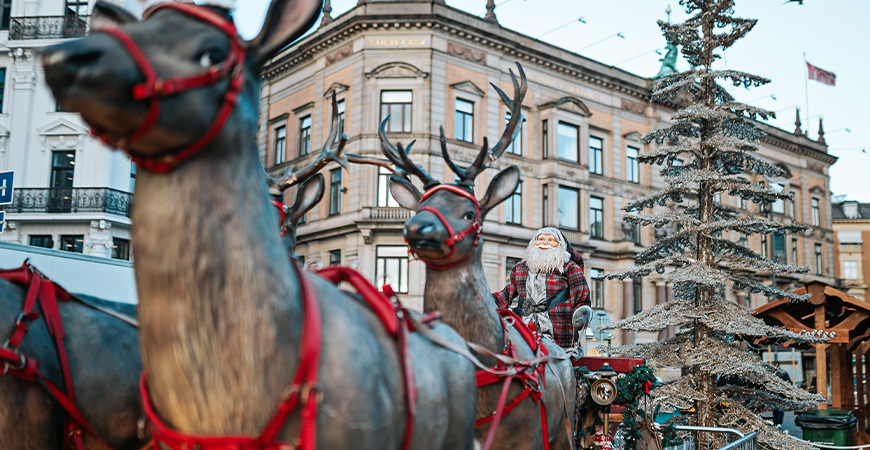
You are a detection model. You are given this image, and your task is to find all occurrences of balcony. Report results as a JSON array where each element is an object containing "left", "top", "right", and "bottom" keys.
[
  {"left": 2, "top": 188, "right": 132, "bottom": 217},
  {"left": 9, "top": 15, "right": 90, "bottom": 40},
  {"left": 362, "top": 207, "right": 414, "bottom": 221}
]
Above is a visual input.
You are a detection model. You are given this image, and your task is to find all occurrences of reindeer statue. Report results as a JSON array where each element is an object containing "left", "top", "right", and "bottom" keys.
[
  {"left": 42, "top": 1, "right": 477, "bottom": 449},
  {"left": 378, "top": 64, "right": 577, "bottom": 450},
  {"left": 0, "top": 264, "right": 145, "bottom": 450}
]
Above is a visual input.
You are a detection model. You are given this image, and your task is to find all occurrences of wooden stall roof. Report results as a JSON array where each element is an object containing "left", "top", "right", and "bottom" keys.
[{"left": 755, "top": 282, "right": 870, "bottom": 351}]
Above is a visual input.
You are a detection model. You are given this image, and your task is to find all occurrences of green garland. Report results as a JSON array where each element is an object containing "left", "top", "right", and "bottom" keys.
[{"left": 575, "top": 365, "right": 682, "bottom": 450}]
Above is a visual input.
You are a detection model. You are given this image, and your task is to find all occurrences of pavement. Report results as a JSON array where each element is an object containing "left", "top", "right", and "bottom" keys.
[{"left": 760, "top": 411, "right": 807, "bottom": 439}]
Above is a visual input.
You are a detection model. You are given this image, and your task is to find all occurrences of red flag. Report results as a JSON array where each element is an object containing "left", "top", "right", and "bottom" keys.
[{"left": 806, "top": 61, "right": 836, "bottom": 86}]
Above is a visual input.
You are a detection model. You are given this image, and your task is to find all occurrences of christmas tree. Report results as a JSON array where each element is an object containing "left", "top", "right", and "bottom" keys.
[{"left": 602, "top": 1, "right": 826, "bottom": 448}]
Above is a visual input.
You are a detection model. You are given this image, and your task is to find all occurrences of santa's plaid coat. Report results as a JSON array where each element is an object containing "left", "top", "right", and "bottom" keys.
[{"left": 493, "top": 258, "right": 590, "bottom": 348}]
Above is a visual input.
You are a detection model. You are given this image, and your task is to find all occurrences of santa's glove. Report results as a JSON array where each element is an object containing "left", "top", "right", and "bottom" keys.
[{"left": 573, "top": 305, "right": 592, "bottom": 334}]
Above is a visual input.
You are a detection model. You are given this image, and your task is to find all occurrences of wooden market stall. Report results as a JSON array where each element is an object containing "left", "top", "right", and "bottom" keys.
[{"left": 755, "top": 282, "right": 870, "bottom": 441}]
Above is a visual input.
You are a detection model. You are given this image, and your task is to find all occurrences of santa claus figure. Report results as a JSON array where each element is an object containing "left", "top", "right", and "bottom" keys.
[{"left": 494, "top": 227, "right": 592, "bottom": 351}]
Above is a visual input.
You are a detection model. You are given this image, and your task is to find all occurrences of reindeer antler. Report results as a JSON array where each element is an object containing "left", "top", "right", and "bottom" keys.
[
  {"left": 269, "top": 93, "right": 349, "bottom": 195},
  {"left": 378, "top": 117, "right": 439, "bottom": 189},
  {"left": 443, "top": 62, "right": 527, "bottom": 188}
]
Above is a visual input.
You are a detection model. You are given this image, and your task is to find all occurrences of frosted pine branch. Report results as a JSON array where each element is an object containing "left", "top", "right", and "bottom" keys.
[{"left": 731, "top": 275, "right": 812, "bottom": 302}]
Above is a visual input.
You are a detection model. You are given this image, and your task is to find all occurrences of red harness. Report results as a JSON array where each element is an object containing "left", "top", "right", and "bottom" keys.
[
  {"left": 412, "top": 185, "right": 483, "bottom": 270},
  {"left": 475, "top": 309, "right": 551, "bottom": 450},
  {"left": 91, "top": 2, "right": 247, "bottom": 173},
  {"left": 0, "top": 263, "right": 112, "bottom": 450}
]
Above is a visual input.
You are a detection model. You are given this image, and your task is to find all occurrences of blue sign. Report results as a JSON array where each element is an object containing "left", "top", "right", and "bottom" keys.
[{"left": 0, "top": 171, "right": 13, "bottom": 233}]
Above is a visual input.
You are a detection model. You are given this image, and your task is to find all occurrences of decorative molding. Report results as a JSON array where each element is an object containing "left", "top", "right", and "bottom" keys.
[
  {"left": 809, "top": 186, "right": 825, "bottom": 196},
  {"left": 365, "top": 61, "right": 429, "bottom": 79},
  {"left": 447, "top": 42, "right": 485, "bottom": 65},
  {"left": 540, "top": 97, "right": 592, "bottom": 117},
  {"left": 324, "top": 82, "right": 350, "bottom": 98},
  {"left": 621, "top": 98, "right": 646, "bottom": 116},
  {"left": 450, "top": 80, "right": 485, "bottom": 98},
  {"left": 325, "top": 44, "right": 352, "bottom": 67},
  {"left": 623, "top": 131, "right": 643, "bottom": 143},
  {"left": 292, "top": 101, "right": 315, "bottom": 115}
]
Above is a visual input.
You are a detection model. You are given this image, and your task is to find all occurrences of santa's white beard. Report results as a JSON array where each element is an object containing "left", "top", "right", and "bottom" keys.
[{"left": 525, "top": 243, "right": 567, "bottom": 275}]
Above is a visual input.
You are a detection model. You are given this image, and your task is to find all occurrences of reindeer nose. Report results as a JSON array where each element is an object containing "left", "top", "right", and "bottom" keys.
[{"left": 404, "top": 220, "right": 437, "bottom": 242}]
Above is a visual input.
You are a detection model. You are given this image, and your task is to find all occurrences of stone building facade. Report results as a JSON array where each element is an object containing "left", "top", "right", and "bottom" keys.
[
  {"left": 260, "top": 0, "right": 837, "bottom": 346},
  {"left": 833, "top": 200, "right": 870, "bottom": 300}
]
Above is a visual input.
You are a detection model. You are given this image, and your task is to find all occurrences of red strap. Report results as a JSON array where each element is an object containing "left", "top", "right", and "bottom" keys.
[
  {"left": 316, "top": 267, "right": 399, "bottom": 334},
  {"left": 140, "top": 261, "right": 322, "bottom": 450},
  {"left": 413, "top": 185, "right": 483, "bottom": 270}
]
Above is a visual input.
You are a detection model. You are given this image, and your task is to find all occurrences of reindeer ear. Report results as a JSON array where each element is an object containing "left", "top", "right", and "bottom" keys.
[
  {"left": 479, "top": 166, "right": 520, "bottom": 218},
  {"left": 91, "top": 1, "right": 138, "bottom": 29},
  {"left": 290, "top": 173, "right": 325, "bottom": 224},
  {"left": 389, "top": 176, "right": 421, "bottom": 211},
  {"left": 249, "top": 0, "right": 323, "bottom": 68}
]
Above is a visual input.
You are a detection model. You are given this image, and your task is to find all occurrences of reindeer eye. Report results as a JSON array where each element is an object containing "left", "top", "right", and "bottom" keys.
[
  {"left": 463, "top": 212, "right": 475, "bottom": 221},
  {"left": 198, "top": 48, "right": 226, "bottom": 68}
]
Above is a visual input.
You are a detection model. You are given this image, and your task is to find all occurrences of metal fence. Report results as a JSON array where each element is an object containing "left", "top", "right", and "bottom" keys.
[
  {"left": 660, "top": 426, "right": 757, "bottom": 450},
  {"left": 9, "top": 15, "right": 90, "bottom": 40},
  {"left": 2, "top": 188, "right": 132, "bottom": 217}
]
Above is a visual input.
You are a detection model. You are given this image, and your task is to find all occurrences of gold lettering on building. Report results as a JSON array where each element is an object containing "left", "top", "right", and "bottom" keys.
[{"left": 368, "top": 38, "right": 428, "bottom": 48}]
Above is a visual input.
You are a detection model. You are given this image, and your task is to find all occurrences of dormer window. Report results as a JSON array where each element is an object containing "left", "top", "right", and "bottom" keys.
[{"left": 844, "top": 202, "right": 859, "bottom": 219}]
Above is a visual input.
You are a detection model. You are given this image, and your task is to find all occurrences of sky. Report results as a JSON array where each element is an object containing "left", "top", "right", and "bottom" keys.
[{"left": 230, "top": 0, "right": 870, "bottom": 202}]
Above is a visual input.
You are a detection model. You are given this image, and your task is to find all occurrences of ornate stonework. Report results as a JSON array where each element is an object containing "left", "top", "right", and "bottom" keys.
[
  {"left": 447, "top": 42, "right": 485, "bottom": 65},
  {"left": 325, "top": 44, "right": 352, "bottom": 67}
]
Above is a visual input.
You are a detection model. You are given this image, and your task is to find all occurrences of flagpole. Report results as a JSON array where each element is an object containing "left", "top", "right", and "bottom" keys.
[{"left": 804, "top": 52, "right": 810, "bottom": 130}]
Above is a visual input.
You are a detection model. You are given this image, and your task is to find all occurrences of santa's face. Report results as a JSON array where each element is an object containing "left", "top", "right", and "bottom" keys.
[{"left": 533, "top": 234, "right": 559, "bottom": 250}]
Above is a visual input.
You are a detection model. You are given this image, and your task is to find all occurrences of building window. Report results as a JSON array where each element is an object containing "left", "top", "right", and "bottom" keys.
[
  {"left": 298, "top": 116, "right": 311, "bottom": 156},
  {"left": 112, "top": 238, "right": 131, "bottom": 261},
  {"left": 557, "top": 186, "right": 579, "bottom": 230},
  {"left": 542, "top": 184, "right": 549, "bottom": 227},
  {"left": 335, "top": 99, "right": 346, "bottom": 142},
  {"left": 541, "top": 119, "right": 549, "bottom": 159},
  {"left": 738, "top": 177, "right": 748, "bottom": 209},
  {"left": 773, "top": 234, "right": 786, "bottom": 263},
  {"left": 589, "top": 136, "right": 603, "bottom": 175},
  {"left": 505, "top": 112, "right": 523, "bottom": 155},
  {"left": 760, "top": 234, "right": 769, "bottom": 259},
  {"left": 274, "top": 125, "right": 286, "bottom": 164},
  {"left": 454, "top": 98, "right": 474, "bottom": 142},
  {"left": 50, "top": 151, "right": 75, "bottom": 212},
  {"left": 626, "top": 146, "right": 640, "bottom": 183},
  {"left": 789, "top": 199, "right": 796, "bottom": 218},
  {"left": 380, "top": 90, "right": 413, "bottom": 133},
  {"left": 60, "top": 235, "right": 84, "bottom": 253},
  {"left": 557, "top": 122, "right": 579, "bottom": 163},
  {"left": 791, "top": 238, "right": 799, "bottom": 266},
  {"left": 329, "top": 168, "right": 342, "bottom": 216},
  {"left": 771, "top": 183, "right": 785, "bottom": 214},
  {"left": 129, "top": 162, "right": 136, "bottom": 193},
  {"left": 0, "top": 0, "right": 10, "bottom": 30},
  {"left": 65, "top": 0, "right": 88, "bottom": 16},
  {"left": 633, "top": 279, "right": 643, "bottom": 314},
  {"left": 814, "top": 243, "right": 823, "bottom": 275},
  {"left": 811, "top": 198, "right": 820, "bottom": 227},
  {"left": 844, "top": 202, "right": 859, "bottom": 219},
  {"left": 329, "top": 249, "right": 341, "bottom": 267},
  {"left": 844, "top": 260, "right": 859, "bottom": 280},
  {"left": 588, "top": 268, "right": 604, "bottom": 309},
  {"left": 376, "top": 245, "right": 409, "bottom": 293},
  {"left": 377, "top": 166, "right": 399, "bottom": 207},
  {"left": 505, "top": 181, "right": 522, "bottom": 224},
  {"left": 505, "top": 257, "right": 522, "bottom": 283},
  {"left": 0, "top": 68, "right": 6, "bottom": 111},
  {"left": 589, "top": 196, "right": 603, "bottom": 238},
  {"left": 626, "top": 223, "right": 641, "bottom": 244},
  {"left": 29, "top": 235, "right": 54, "bottom": 249}
]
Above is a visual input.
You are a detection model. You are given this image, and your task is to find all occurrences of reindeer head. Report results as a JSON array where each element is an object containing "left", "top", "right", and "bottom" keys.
[
  {"left": 382, "top": 63, "right": 527, "bottom": 269},
  {"left": 42, "top": 0, "right": 323, "bottom": 172}
]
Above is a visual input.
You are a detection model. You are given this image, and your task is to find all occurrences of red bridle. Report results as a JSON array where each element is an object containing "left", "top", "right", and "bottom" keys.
[
  {"left": 412, "top": 185, "right": 483, "bottom": 270},
  {"left": 91, "top": 2, "right": 247, "bottom": 173}
]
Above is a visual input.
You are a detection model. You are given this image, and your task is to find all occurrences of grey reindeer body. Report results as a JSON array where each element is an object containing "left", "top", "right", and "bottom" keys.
[
  {"left": 381, "top": 64, "right": 577, "bottom": 450},
  {"left": 42, "top": 1, "right": 476, "bottom": 448},
  {"left": 0, "top": 278, "right": 144, "bottom": 450}
]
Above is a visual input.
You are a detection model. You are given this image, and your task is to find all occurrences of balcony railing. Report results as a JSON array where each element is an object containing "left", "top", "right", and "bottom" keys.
[
  {"left": 2, "top": 188, "right": 132, "bottom": 217},
  {"left": 9, "top": 15, "right": 90, "bottom": 40},
  {"left": 363, "top": 207, "right": 414, "bottom": 221}
]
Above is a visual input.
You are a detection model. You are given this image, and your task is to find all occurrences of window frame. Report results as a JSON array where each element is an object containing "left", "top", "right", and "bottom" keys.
[
  {"left": 505, "top": 111, "right": 524, "bottom": 156},
  {"left": 377, "top": 166, "right": 399, "bottom": 207},
  {"left": 588, "top": 268, "right": 604, "bottom": 310},
  {"left": 542, "top": 184, "right": 549, "bottom": 227},
  {"left": 505, "top": 181, "right": 522, "bottom": 225},
  {"left": 454, "top": 98, "right": 474, "bottom": 143},
  {"left": 791, "top": 238, "right": 799, "bottom": 266},
  {"left": 0, "top": 0, "right": 10, "bottom": 31},
  {"left": 814, "top": 243, "right": 823, "bottom": 276},
  {"left": 376, "top": 245, "right": 410, "bottom": 293},
  {"left": 557, "top": 185, "right": 580, "bottom": 230},
  {"left": 329, "top": 168, "right": 342, "bottom": 216},
  {"left": 0, "top": 67, "right": 6, "bottom": 112},
  {"left": 298, "top": 115, "right": 312, "bottom": 157},
  {"left": 273, "top": 125, "right": 287, "bottom": 164},
  {"left": 844, "top": 260, "right": 859, "bottom": 280},
  {"left": 589, "top": 136, "right": 604, "bottom": 175},
  {"left": 811, "top": 197, "right": 820, "bottom": 227},
  {"left": 334, "top": 99, "right": 346, "bottom": 143},
  {"left": 771, "top": 183, "right": 785, "bottom": 214},
  {"left": 541, "top": 119, "right": 549, "bottom": 159},
  {"left": 60, "top": 235, "right": 84, "bottom": 253},
  {"left": 329, "top": 249, "right": 341, "bottom": 267},
  {"left": 589, "top": 196, "right": 604, "bottom": 239},
  {"left": 626, "top": 146, "right": 640, "bottom": 183},
  {"left": 29, "top": 235, "right": 54, "bottom": 249},
  {"left": 380, "top": 90, "right": 413, "bottom": 133},
  {"left": 556, "top": 121, "right": 580, "bottom": 163},
  {"left": 632, "top": 279, "right": 643, "bottom": 314},
  {"left": 112, "top": 237, "right": 131, "bottom": 260}
]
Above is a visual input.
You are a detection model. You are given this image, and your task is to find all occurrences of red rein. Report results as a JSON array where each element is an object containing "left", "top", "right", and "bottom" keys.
[
  {"left": 412, "top": 185, "right": 483, "bottom": 270},
  {"left": 91, "top": 2, "right": 247, "bottom": 173}
]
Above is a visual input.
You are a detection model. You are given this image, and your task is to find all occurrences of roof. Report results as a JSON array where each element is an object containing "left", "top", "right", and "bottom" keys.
[{"left": 832, "top": 201, "right": 870, "bottom": 220}]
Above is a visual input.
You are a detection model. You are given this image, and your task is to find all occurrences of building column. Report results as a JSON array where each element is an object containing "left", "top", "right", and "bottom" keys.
[
  {"left": 623, "top": 279, "right": 633, "bottom": 345},
  {"left": 656, "top": 282, "right": 666, "bottom": 340}
]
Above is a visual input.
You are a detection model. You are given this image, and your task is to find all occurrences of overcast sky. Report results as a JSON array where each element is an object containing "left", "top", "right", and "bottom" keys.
[{"left": 231, "top": 0, "right": 869, "bottom": 202}]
